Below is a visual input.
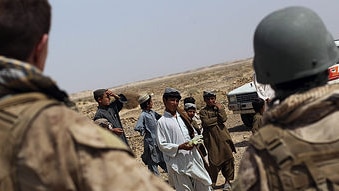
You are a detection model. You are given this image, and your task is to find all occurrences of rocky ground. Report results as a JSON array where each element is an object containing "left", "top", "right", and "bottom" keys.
[{"left": 70, "top": 58, "right": 254, "bottom": 190}]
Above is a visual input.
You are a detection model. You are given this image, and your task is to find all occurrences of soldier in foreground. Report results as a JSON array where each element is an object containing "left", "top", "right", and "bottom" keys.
[
  {"left": 0, "top": 0, "right": 173, "bottom": 190},
  {"left": 234, "top": 6, "right": 339, "bottom": 191}
]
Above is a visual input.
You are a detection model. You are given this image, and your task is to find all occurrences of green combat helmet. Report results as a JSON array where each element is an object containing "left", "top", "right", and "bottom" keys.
[{"left": 253, "top": 6, "right": 339, "bottom": 85}]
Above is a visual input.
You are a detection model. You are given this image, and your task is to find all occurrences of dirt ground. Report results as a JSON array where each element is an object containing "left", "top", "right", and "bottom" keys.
[{"left": 71, "top": 58, "right": 254, "bottom": 190}]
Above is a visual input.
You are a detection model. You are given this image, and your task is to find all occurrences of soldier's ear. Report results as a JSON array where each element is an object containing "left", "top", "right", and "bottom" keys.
[{"left": 32, "top": 34, "right": 49, "bottom": 71}]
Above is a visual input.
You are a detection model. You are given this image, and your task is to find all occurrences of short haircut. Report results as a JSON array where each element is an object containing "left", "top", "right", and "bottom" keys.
[
  {"left": 93, "top": 89, "right": 106, "bottom": 102},
  {"left": 272, "top": 70, "right": 328, "bottom": 101},
  {"left": 0, "top": 0, "right": 51, "bottom": 61},
  {"left": 252, "top": 98, "right": 265, "bottom": 113}
]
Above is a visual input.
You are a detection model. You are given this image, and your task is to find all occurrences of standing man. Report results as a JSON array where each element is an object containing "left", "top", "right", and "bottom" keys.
[
  {"left": 0, "top": 0, "right": 173, "bottom": 190},
  {"left": 199, "top": 90, "right": 236, "bottom": 191},
  {"left": 184, "top": 102, "right": 201, "bottom": 134},
  {"left": 134, "top": 93, "right": 167, "bottom": 176},
  {"left": 234, "top": 6, "right": 339, "bottom": 191},
  {"left": 184, "top": 102, "right": 209, "bottom": 169},
  {"left": 93, "top": 88, "right": 130, "bottom": 146},
  {"left": 157, "top": 87, "right": 212, "bottom": 191},
  {"left": 183, "top": 96, "right": 202, "bottom": 130}
]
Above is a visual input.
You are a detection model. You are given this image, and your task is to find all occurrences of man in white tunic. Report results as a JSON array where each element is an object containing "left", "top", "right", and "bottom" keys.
[{"left": 156, "top": 87, "right": 212, "bottom": 191}]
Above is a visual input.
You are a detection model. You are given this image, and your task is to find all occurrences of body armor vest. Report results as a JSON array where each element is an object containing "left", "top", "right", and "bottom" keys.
[
  {"left": 0, "top": 93, "right": 60, "bottom": 191},
  {"left": 251, "top": 126, "right": 339, "bottom": 191}
]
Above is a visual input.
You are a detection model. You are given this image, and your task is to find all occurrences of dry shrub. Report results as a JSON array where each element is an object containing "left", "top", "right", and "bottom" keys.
[{"left": 123, "top": 92, "right": 140, "bottom": 109}]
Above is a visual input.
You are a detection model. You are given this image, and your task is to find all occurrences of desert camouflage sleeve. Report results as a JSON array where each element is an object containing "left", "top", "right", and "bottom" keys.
[
  {"left": 16, "top": 105, "right": 173, "bottom": 191},
  {"left": 233, "top": 146, "right": 269, "bottom": 191}
]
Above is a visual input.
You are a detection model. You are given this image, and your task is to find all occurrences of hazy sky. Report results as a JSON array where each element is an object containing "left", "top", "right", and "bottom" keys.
[{"left": 45, "top": 1, "right": 339, "bottom": 94}]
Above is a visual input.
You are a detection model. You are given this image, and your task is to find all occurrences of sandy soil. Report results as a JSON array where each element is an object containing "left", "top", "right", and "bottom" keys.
[{"left": 71, "top": 58, "right": 254, "bottom": 190}]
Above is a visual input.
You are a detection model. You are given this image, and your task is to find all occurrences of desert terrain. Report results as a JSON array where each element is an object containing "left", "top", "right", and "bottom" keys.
[{"left": 70, "top": 58, "right": 254, "bottom": 190}]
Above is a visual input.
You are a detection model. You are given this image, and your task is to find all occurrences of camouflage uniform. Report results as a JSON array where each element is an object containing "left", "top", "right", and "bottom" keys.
[
  {"left": 234, "top": 84, "right": 339, "bottom": 191},
  {"left": 251, "top": 112, "right": 263, "bottom": 134},
  {"left": 0, "top": 56, "right": 173, "bottom": 191}
]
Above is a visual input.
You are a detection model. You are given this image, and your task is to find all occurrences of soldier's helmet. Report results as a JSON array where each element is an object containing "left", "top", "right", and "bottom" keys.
[{"left": 253, "top": 6, "right": 339, "bottom": 85}]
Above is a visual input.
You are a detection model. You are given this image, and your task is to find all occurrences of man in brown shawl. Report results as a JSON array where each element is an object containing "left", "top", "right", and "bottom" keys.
[{"left": 199, "top": 90, "right": 236, "bottom": 191}]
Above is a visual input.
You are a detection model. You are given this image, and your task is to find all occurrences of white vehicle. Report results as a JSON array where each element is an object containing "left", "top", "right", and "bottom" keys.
[
  {"left": 227, "top": 40, "right": 339, "bottom": 127},
  {"left": 227, "top": 75, "right": 274, "bottom": 127},
  {"left": 227, "top": 81, "right": 258, "bottom": 127}
]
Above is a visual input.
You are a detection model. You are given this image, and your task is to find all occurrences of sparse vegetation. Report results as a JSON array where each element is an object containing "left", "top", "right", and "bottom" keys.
[{"left": 70, "top": 58, "right": 254, "bottom": 189}]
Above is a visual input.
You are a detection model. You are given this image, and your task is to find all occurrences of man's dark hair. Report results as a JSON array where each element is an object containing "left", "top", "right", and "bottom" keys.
[
  {"left": 272, "top": 70, "right": 328, "bottom": 102},
  {"left": 183, "top": 97, "right": 195, "bottom": 105},
  {"left": 0, "top": 0, "right": 51, "bottom": 61},
  {"left": 93, "top": 89, "right": 106, "bottom": 102},
  {"left": 252, "top": 98, "right": 265, "bottom": 113}
]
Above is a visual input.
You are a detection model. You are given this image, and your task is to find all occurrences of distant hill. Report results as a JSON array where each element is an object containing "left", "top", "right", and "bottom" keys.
[{"left": 69, "top": 58, "right": 253, "bottom": 102}]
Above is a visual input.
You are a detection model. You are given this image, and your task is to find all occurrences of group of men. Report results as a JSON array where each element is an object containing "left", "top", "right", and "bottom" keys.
[
  {"left": 0, "top": 0, "right": 338, "bottom": 190},
  {"left": 157, "top": 88, "right": 236, "bottom": 191},
  {"left": 92, "top": 86, "right": 236, "bottom": 191}
]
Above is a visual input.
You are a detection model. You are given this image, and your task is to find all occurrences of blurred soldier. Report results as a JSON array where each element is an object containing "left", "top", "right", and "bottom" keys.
[
  {"left": 234, "top": 6, "right": 339, "bottom": 191},
  {"left": 0, "top": 0, "right": 173, "bottom": 190},
  {"left": 251, "top": 98, "right": 265, "bottom": 134}
]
